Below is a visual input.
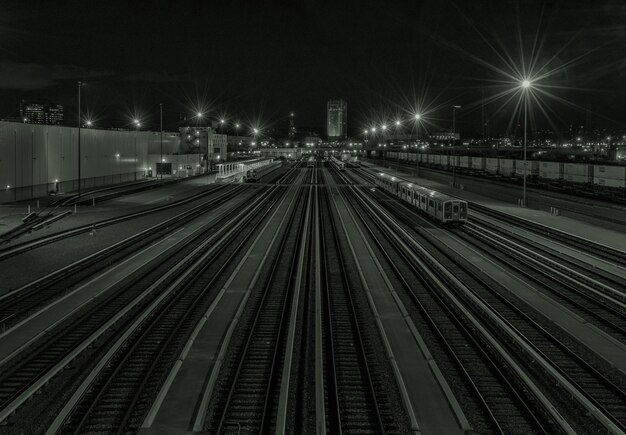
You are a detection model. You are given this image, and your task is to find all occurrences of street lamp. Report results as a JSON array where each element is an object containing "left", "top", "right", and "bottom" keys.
[
  {"left": 521, "top": 79, "right": 532, "bottom": 207},
  {"left": 133, "top": 119, "right": 141, "bottom": 181},
  {"left": 452, "top": 105, "right": 461, "bottom": 187},
  {"left": 77, "top": 81, "right": 84, "bottom": 197},
  {"left": 414, "top": 114, "right": 422, "bottom": 177},
  {"left": 86, "top": 120, "right": 92, "bottom": 127},
  {"left": 381, "top": 125, "right": 388, "bottom": 168}
]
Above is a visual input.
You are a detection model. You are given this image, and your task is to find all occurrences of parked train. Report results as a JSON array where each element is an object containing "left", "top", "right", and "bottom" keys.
[
  {"left": 330, "top": 156, "right": 346, "bottom": 171},
  {"left": 385, "top": 152, "right": 626, "bottom": 197},
  {"left": 374, "top": 172, "right": 468, "bottom": 225},
  {"left": 244, "top": 169, "right": 258, "bottom": 183}
]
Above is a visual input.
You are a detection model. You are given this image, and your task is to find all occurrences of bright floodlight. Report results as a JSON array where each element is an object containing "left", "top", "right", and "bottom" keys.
[
  {"left": 236, "top": 123, "right": 240, "bottom": 128},
  {"left": 381, "top": 124, "right": 387, "bottom": 130},
  {"left": 134, "top": 119, "right": 140, "bottom": 125},
  {"left": 364, "top": 129, "right": 369, "bottom": 134},
  {"left": 415, "top": 114, "right": 421, "bottom": 120},
  {"left": 371, "top": 127, "right": 377, "bottom": 132},
  {"left": 220, "top": 119, "right": 225, "bottom": 123},
  {"left": 253, "top": 128, "right": 259, "bottom": 134},
  {"left": 521, "top": 79, "right": 531, "bottom": 88},
  {"left": 395, "top": 120, "right": 401, "bottom": 126},
  {"left": 86, "top": 120, "right": 92, "bottom": 126},
  {"left": 197, "top": 112, "right": 203, "bottom": 118}
]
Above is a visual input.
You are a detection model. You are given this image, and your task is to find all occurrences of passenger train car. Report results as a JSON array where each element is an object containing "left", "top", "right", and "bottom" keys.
[
  {"left": 330, "top": 156, "right": 346, "bottom": 171},
  {"left": 244, "top": 169, "right": 258, "bottom": 183},
  {"left": 375, "top": 172, "right": 468, "bottom": 225}
]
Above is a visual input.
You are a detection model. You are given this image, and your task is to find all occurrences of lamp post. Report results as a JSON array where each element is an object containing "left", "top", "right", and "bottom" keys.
[
  {"left": 159, "top": 104, "right": 163, "bottom": 182},
  {"left": 415, "top": 114, "right": 422, "bottom": 177},
  {"left": 451, "top": 105, "right": 461, "bottom": 187},
  {"left": 381, "top": 124, "right": 387, "bottom": 169},
  {"left": 77, "top": 81, "right": 84, "bottom": 197},
  {"left": 133, "top": 119, "right": 141, "bottom": 181},
  {"left": 521, "top": 79, "right": 531, "bottom": 207}
]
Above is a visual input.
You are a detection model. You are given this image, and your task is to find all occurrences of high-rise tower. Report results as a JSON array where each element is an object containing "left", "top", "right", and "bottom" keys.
[{"left": 327, "top": 99, "right": 347, "bottom": 139}]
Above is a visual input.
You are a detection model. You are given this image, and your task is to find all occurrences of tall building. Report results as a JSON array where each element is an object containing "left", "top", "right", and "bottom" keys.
[
  {"left": 20, "top": 100, "right": 64, "bottom": 125},
  {"left": 327, "top": 99, "right": 347, "bottom": 139}
]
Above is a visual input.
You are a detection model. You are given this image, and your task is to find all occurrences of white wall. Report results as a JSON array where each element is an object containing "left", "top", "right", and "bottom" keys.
[{"left": 0, "top": 121, "right": 170, "bottom": 203}]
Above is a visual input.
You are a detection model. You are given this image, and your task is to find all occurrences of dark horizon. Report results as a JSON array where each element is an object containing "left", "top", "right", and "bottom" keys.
[{"left": 2, "top": 0, "right": 625, "bottom": 136}]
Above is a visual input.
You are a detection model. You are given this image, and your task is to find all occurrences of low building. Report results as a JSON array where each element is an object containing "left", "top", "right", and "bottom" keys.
[{"left": 179, "top": 127, "right": 228, "bottom": 163}]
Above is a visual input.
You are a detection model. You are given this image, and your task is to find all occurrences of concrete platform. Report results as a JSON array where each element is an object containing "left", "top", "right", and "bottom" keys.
[
  {"left": 362, "top": 162, "right": 626, "bottom": 255},
  {"left": 331, "top": 185, "right": 468, "bottom": 435}
]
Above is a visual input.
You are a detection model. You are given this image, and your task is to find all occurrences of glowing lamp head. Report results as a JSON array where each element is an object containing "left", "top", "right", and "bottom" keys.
[
  {"left": 86, "top": 120, "right": 92, "bottom": 126},
  {"left": 415, "top": 113, "right": 421, "bottom": 120},
  {"left": 521, "top": 79, "right": 531, "bottom": 89},
  {"left": 197, "top": 112, "right": 203, "bottom": 118},
  {"left": 381, "top": 124, "right": 387, "bottom": 131}
]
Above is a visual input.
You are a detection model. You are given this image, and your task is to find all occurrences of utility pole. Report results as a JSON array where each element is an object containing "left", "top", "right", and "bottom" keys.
[
  {"left": 160, "top": 103, "right": 163, "bottom": 183},
  {"left": 452, "top": 105, "right": 461, "bottom": 187},
  {"left": 77, "top": 81, "right": 83, "bottom": 197}
]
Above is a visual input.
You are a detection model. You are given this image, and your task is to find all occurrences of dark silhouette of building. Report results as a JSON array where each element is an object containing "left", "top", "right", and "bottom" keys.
[{"left": 20, "top": 100, "right": 64, "bottom": 125}]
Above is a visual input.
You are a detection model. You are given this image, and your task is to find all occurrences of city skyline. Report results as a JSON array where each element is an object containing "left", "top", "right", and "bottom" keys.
[{"left": 0, "top": 0, "right": 624, "bottom": 135}]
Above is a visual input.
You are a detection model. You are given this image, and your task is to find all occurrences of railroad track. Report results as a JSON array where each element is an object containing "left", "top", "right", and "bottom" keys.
[
  {"left": 355, "top": 165, "right": 626, "bottom": 268},
  {"left": 205, "top": 185, "right": 310, "bottom": 434},
  {"left": 456, "top": 222, "right": 626, "bottom": 342},
  {"left": 350, "top": 184, "right": 626, "bottom": 434},
  {"left": 0, "top": 186, "right": 286, "bottom": 430},
  {"left": 469, "top": 203, "right": 626, "bottom": 267},
  {"left": 0, "top": 183, "right": 231, "bottom": 261},
  {"left": 343, "top": 184, "right": 552, "bottom": 434},
  {"left": 0, "top": 185, "right": 246, "bottom": 330},
  {"left": 319, "top": 185, "right": 392, "bottom": 433}
]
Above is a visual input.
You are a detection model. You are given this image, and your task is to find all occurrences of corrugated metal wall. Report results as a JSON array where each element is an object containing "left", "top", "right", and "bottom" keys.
[{"left": 0, "top": 122, "right": 180, "bottom": 203}]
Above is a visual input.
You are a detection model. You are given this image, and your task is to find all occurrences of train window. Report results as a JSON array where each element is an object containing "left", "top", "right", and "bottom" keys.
[
  {"left": 460, "top": 203, "right": 467, "bottom": 216},
  {"left": 453, "top": 204, "right": 459, "bottom": 213},
  {"left": 438, "top": 203, "right": 442, "bottom": 211},
  {"left": 428, "top": 199, "right": 434, "bottom": 208},
  {"left": 421, "top": 197, "right": 425, "bottom": 203}
]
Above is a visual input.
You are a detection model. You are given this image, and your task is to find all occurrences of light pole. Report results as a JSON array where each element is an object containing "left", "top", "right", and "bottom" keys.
[
  {"left": 521, "top": 79, "right": 531, "bottom": 207},
  {"left": 159, "top": 104, "right": 163, "bottom": 182},
  {"left": 451, "top": 105, "right": 461, "bottom": 187},
  {"left": 381, "top": 124, "right": 387, "bottom": 169},
  {"left": 77, "top": 81, "right": 84, "bottom": 197},
  {"left": 415, "top": 114, "right": 421, "bottom": 177},
  {"left": 133, "top": 119, "right": 141, "bottom": 181}
]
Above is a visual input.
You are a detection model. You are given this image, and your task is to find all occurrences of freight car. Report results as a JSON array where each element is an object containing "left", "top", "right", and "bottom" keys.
[{"left": 379, "top": 151, "right": 626, "bottom": 198}]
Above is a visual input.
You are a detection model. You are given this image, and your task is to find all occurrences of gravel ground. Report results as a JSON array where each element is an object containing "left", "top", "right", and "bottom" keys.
[
  {"left": 0, "top": 177, "right": 224, "bottom": 246},
  {"left": 0, "top": 185, "right": 260, "bottom": 292}
]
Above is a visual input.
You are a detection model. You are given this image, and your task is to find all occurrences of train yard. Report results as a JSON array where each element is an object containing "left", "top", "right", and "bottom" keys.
[{"left": 0, "top": 160, "right": 624, "bottom": 434}]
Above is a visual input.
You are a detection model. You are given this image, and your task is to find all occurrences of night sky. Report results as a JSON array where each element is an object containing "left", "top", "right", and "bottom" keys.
[{"left": 1, "top": 0, "right": 625, "bottom": 136}]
